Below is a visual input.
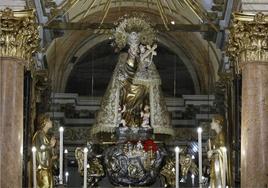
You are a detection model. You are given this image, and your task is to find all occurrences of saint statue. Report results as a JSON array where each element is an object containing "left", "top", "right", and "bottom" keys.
[
  {"left": 160, "top": 158, "right": 176, "bottom": 187},
  {"left": 179, "top": 150, "right": 198, "bottom": 183},
  {"left": 32, "top": 114, "right": 57, "bottom": 188},
  {"left": 75, "top": 143, "right": 104, "bottom": 187},
  {"left": 119, "top": 32, "right": 151, "bottom": 127},
  {"left": 207, "top": 114, "right": 228, "bottom": 188},
  {"left": 91, "top": 17, "right": 173, "bottom": 140}
]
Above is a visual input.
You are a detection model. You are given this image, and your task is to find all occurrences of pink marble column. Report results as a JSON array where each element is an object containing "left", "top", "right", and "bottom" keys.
[
  {"left": 0, "top": 8, "right": 39, "bottom": 188},
  {"left": 241, "top": 61, "right": 268, "bottom": 188},
  {"left": 227, "top": 12, "right": 268, "bottom": 187},
  {"left": 0, "top": 57, "right": 25, "bottom": 188}
]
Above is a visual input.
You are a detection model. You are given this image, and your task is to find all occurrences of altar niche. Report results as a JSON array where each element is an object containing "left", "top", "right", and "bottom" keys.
[
  {"left": 74, "top": 17, "right": 173, "bottom": 186},
  {"left": 91, "top": 17, "right": 174, "bottom": 143}
]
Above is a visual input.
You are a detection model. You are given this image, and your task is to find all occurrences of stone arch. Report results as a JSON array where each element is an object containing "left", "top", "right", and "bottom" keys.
[
  {"left": 46, "top": 6, "right": 220, "bottom": 93},
  {"left": 62, "top": 34, "right": 201, "bottom": 94}
]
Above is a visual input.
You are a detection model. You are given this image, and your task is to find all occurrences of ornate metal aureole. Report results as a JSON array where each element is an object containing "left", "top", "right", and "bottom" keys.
[
  {"left": 227, "top": 12, "right": 268, "bottom": 74},
  {"left": 113, "top": 17, "right": 156, "bottom": 50},
  {"left": 0, "top": 8, "right": 39, "bottom": 69}
]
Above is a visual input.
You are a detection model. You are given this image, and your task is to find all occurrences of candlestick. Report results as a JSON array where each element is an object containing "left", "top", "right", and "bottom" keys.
[
  {"left": 83, "top": 147, "right": 88, "bottom": 188},
  {"left": 59, "top": 126, "right": 64, "bottom": 184},
  {"left": 197, "top": 127, "right": 202, "bottom": 188},
  {"left": 32, "top": 147, "right": 37, "bottom": 188},
  {"left": 175, "top": 146, "right": 180, "bottom": 188}
]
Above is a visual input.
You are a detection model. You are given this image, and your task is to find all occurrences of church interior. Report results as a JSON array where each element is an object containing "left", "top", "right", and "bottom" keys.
[{"left": 0, "top": 0, "right": 268, "bottom": 187}]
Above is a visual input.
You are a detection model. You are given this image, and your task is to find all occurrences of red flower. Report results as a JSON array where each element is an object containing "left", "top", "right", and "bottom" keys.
[{"left": 143, "top": 139, "right": 158, "bottom": 152}]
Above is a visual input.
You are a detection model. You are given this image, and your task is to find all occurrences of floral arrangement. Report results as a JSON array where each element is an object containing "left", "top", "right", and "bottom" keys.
[{"left": 143, "top": 139, "right": 158, "bottom": 153}]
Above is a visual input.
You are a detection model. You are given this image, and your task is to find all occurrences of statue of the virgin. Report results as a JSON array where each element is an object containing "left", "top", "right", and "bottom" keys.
[{"left": 91, "top": 17, "right": 174, "bottom": 141}]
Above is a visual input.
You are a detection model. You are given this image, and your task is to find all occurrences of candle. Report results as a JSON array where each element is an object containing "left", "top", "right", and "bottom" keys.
[
  {"left": 191, "top": 174, "right": 195, "bottom": 186},
  {"left": 208, "top": 138, "right": 212, "bottom": 151},
  {"left": 32, "top": 147, "right": 37, "bottom": 188},
  {"left": 83, "top": 147, "right": 88, "bottom": 188},
  {"left": 64, "top": 149, "right": 68, "bottom": 184},
  {"left": 59, "top": 126, "right": 64, "bottom": 184},
  {"left": 65, "top": 172, "right": 69, "bottom": 184},
  {"left": 197, "top": 127, "right": 203, "bottom": 188},
  {"left": 175, "top": 146, "right": 180, "bottom": 188}
]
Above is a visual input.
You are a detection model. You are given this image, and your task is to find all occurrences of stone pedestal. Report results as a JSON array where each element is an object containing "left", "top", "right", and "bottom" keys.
[
  {"left": 0, "top": 57, "right": 25, "bottom": 188},
  {"left": 241, "top": 62, "right": 268, "bottom": 188}
]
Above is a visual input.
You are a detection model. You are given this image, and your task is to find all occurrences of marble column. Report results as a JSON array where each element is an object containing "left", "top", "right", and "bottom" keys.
[
  {"left": 0, "top": 8, "right": 39, "bottom": 188},
  {"left": 227, "top": 12, "right": 268, "bottom": 188},
  {"left": 0, "top": 57, "right": 25, "bottom": 188},
  {"left": 241, "top": 61, "right": 268, "bottom": 187}
]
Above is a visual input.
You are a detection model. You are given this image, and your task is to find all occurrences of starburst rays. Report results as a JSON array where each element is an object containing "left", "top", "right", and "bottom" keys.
[{"left": 47, "top": 0, "right": 212, "bottom": 30}]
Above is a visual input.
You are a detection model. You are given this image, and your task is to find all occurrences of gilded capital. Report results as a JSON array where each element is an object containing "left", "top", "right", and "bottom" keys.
[
  {"left": 0, "top": 8, "right": 39, "bottom": 69},
  {"left": 227, "top": 12, "right": 268, "bottom": 74}
]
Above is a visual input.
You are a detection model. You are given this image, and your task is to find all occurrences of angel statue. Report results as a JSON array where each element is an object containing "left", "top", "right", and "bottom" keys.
[
  {"left": 207, "top": 114, "right": 228, "bottom": 188},
  {"left": 32, "top": 114, "right": 57, "bottom": 188},
  {"left": 179, "top": 149, "right": 198, "bottom": 183},
  {"left": 75, "top": 148, "right": 84, "bottom": 175},
  {"left": 75, "top": 146, "right": 104, "bottom": 187},
  {"left": 160, "top": 158, "right": 176, "bottom": 187}
]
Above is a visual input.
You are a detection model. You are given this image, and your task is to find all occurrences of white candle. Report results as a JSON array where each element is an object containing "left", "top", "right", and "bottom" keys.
[
  {"left": 32, "top": 147, "right": 37, "bottom": 188},
  {"left": 64, "top": 149, "right": 68, "bottom": 184},
  {"left": 191, "top": 174, "right": 195, "bottom": 186},
  {"left": 83, "top": 147, "right": 88, "bottom": 188},
  {"left": 59, "top": 126, "right": 64, "bottom": 184},
  {"left": 65, "top": 171, "right": 69, "bottom": 184},
  {"left": 64, "top": 149, "right": 68, "bottom": 154},
  {"left": 197, "top": 127, "right": 203, "bottom": 188},
  {"left": 175, "top": 146, "right": 180, "bottom": 188},
  {"left": 208, "top": 138, "right": 212, "bottom": 151}
]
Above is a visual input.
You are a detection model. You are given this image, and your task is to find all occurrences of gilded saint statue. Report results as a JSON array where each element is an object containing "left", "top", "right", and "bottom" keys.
[
  {"left": 32, "top": 114, "right": 57, "bottom": 188},
  {"left": 91, "top": 17, "right": 173, "bottom": 139},
  {"left": 75, "top": 143, "right": 104, "bottom": 187},
  {"left": 160, "top": 158, "right": 176, "bottom": 187},
  {"left": 207, "top": 115, "right": 228, "bottom": 188},
  {"left": 93, "top": 17, "right": 173, "bottom": 185},
  {"left": 179, "top": 149, "right": 198, "bottom": 183},
  {"left": 119, "top": 31, "right": 151, "bottom": 127}
]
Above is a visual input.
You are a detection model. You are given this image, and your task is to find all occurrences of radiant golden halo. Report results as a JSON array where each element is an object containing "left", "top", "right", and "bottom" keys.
[{"left": 113, "top": 17, "right": 156, "bottom": 50}]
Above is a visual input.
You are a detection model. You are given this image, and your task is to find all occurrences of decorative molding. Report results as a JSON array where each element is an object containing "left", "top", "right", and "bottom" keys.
[
  {"left": 227, "top": 12, "right": 268, "bottom": 74},
  {"left": 0, "top": 8, "right": 39, "bottom": 69},
  {"left": 64, "top": 127, "right": 91, "bottom": 142}
]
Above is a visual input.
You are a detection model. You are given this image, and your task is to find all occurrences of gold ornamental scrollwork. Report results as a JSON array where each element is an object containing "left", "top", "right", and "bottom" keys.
[
  {"left": 0, "top": 8, "right": 40, "bottom": 69},
  {"left": 227, "top": 12, "right": 268, "bottom": 74}
]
